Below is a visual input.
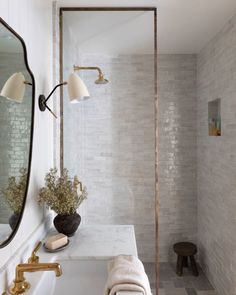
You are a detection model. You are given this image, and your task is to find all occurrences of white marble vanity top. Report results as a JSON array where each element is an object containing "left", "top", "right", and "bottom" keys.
[{"left": 39, "top": 225, "right": 138, "bottom": 260}]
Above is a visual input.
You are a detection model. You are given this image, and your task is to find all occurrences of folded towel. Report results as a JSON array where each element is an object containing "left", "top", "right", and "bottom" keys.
[{"left": 104, "top": 255, "right": 152, "bottom": 295}]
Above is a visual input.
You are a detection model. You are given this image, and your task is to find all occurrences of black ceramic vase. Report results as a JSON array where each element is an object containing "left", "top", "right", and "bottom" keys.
[
  {"left": 53, "top": 212, "right": 81, "bottom": 237},
  {"left": 9, "top": 213, "right": 20, "bottom": 230}
]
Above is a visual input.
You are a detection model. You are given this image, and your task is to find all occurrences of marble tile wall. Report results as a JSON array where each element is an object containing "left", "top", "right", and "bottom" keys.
[
  {"left": 197, "top": 14, "right": 236, "bottom": 295},
  {"left": 158, "top": 54, "right": 198, "bottom": 262},
  {"left": 63, "top": 53, "right": 156, "bottom": 263}
]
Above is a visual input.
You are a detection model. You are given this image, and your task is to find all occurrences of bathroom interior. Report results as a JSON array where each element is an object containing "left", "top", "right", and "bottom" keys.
[{"left": 0, "top": 1, "right": 236, "bottom": 295}]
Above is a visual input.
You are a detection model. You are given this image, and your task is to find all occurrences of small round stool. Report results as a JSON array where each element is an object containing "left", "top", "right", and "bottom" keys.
[{"left": 173, "top": 242, "right": 199, "bottom": 277}]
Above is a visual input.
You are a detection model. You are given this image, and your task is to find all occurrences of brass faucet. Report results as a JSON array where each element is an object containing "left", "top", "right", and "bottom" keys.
[
  {"left": 9, "top": 242, "right": 62, "bottom": 295},
  {"left": 28, "top": 241, "right": 42, "bottom": 264}
]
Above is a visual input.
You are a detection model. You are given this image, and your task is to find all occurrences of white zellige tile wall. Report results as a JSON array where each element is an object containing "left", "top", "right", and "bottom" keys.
[
  {"left": 197, "top": 14, "right": 236, "bottom": 295},
  {"left": 63, "top": 53, "right": 156, "bottom": 263},
  {"left": 158, "top": 54, "right": 198, "bottom": 262}
]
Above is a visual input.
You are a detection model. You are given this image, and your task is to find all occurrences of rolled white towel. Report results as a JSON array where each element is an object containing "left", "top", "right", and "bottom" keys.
[{"left": 104, "top": 255, "right": 152, "bottom": 295}]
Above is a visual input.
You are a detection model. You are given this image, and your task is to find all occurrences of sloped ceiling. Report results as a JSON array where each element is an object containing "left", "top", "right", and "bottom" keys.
[{"left": 63, "top": 0, "right": 236, "bottom": 54}]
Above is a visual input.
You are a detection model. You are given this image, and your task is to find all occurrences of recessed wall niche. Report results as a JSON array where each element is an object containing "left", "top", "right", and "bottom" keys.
[{"left": 208, "top": 98, "right": 221, "bottom": 136}]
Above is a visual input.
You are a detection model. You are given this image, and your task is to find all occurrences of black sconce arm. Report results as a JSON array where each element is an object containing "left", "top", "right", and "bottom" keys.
[{"left": 38, "top": 82, "right": 67, "bottom": 118}]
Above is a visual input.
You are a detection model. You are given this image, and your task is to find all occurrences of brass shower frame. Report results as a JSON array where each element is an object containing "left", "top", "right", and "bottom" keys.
[{"left": 59, "top": 7, "right": 158, "bottom": 293}]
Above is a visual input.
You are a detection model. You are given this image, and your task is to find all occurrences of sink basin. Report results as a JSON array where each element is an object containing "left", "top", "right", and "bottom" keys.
[
  {"left": 31, "top": 259, "right": 108, "bottom": 295},
  {"left": 26, "top": 258, "right": 143, "bottom": 295}
]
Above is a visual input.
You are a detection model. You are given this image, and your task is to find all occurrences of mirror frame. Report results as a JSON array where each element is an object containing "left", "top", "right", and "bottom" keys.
[
  {"left": 0, "top": 17, "right": 35, "bottom": 248},
  {"left": 59, "top": 6, "right": 158, "bottom": 292}
]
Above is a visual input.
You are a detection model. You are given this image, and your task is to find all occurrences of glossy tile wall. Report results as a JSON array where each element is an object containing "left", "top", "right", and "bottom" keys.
[
  {"left": 158, "top": 54, "right": 197, "bottom": 262},
  {"left": 63, "top": 53, "right": 156, "bottom": 263},
  {"left": 64, "top": 53, "right": 198, "bottom": 264},
  {"left": 197, "top": 13, "right": 236, "bottom": 295}
]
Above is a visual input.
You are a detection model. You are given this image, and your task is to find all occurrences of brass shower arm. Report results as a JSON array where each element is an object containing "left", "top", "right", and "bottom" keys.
[
  {"left": 73, "top": 65, "right": 109, "bottom": 85},
  {"left": 73, "top": 65, "right": 103, "bottom": 77}
]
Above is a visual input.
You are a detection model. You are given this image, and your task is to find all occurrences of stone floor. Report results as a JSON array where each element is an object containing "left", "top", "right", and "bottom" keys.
[{"left": 144, "top": 262, "right": 217, "bottom": 295}]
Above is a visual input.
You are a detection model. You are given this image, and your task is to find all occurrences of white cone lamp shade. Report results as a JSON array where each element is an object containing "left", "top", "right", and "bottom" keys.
[
  {"left": 67, "top": 73, "right": 90, "bottom": 103},
  {"left": 0, "top": 72, "right": 26, "bottom": 103}
]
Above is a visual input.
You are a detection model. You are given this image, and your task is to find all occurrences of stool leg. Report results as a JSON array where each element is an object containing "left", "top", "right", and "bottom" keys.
[
  {"left": 183, "top": 256, "right": 188, "bottom": 267},
  {"left": 176, "top": 255, "right": 184, "bottom": 276},
  {"left": 190, "top": 255, "right": 199, "bottom": 276}
]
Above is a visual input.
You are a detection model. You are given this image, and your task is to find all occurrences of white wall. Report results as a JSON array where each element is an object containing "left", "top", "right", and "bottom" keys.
[{"left": 0, "top": 0, "right": 53, "bottom": 268}]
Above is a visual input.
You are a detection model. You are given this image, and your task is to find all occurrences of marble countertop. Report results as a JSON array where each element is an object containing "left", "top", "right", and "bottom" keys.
[{"left": 39, "top": 225, "right": 138, "bottom": 260}]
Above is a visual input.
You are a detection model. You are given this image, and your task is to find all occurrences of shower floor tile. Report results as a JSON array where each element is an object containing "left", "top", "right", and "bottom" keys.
[
  {"left": 144, "top": 262, "right": 216, "bottom": 295},
  {"left": 159, "top": 263, "right": 215, "bottom": 295}
]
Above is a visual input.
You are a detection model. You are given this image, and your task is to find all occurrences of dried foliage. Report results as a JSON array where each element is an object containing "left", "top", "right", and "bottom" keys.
[
  {"left": 1, "top": 168, "right": 28, "bottom": 214},
  {"left": 38, "top": 168, "right": 87, "bottom": 215}
]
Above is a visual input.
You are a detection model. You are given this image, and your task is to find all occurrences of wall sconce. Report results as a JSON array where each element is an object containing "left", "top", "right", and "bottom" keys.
[
  {"left": 0, "top": 72, "right": 32, "bottom": 103},
  {"left": 38, "top": 73, "right": 90, "bottom": 118}
]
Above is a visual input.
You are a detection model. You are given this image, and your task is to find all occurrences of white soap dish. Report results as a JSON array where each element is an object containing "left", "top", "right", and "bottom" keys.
[{"left": 43, "top": 239, "right": 70, "bottom": 253}]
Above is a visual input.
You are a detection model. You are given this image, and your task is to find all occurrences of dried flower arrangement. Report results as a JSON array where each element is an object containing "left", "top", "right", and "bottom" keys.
[
  {"left": 38, "top": 168, "right": 87, "bottom": 215},
  {"left": 1, "top": 168, "right": 28, "bottom": 214}
]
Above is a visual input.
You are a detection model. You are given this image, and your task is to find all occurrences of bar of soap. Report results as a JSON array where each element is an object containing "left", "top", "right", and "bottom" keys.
[{"left": 45, "top": 233, "right": 68, "bottom": 250}]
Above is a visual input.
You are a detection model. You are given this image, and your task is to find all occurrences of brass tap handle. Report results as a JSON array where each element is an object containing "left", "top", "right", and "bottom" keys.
[{"left": 28, "top": 241, "right": 42, "bottom": 264}]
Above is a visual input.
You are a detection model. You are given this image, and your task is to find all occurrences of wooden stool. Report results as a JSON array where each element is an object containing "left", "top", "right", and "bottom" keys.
[{"left": 173, "top": 242, "right": 199, "bottom": 277}]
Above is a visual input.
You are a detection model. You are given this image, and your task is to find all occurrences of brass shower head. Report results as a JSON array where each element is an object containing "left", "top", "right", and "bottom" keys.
[
  {"left": 73, "top": 65, "right": 109, "bottom": 84},
  {"left": 95, "top": 74, "right": 109, "bottom": 85}
]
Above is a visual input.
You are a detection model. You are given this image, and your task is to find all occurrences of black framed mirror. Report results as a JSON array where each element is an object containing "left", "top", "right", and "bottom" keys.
[{"left": 0, "top": 17, "right": 35, "bottom": 247}]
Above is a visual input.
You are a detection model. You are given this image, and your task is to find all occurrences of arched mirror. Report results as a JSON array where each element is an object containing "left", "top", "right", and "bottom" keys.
[{"left": 0, "top": 18, "right": 35, "bottom": 247}]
